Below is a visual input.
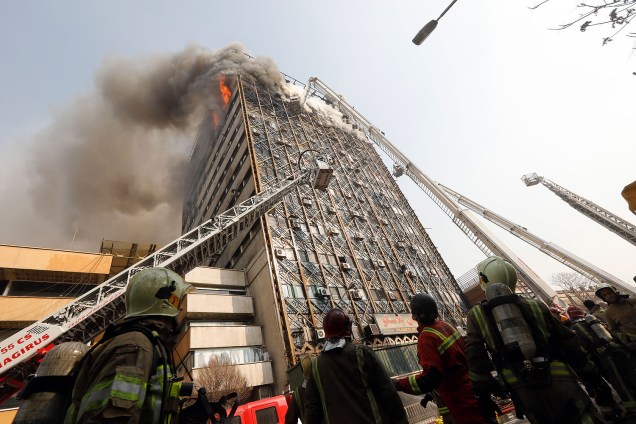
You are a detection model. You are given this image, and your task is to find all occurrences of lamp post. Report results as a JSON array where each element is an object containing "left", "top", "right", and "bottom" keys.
[{"left": 412, "top": 0, "right": 460, "bottom": 45}]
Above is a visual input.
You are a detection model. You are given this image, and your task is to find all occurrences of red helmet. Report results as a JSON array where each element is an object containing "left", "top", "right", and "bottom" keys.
[
  {"left": 323, "top": 308, "right": 352, "bottom": 339},
  {"left": 567, "top": 306, "right": 585, "bottom": 319}
]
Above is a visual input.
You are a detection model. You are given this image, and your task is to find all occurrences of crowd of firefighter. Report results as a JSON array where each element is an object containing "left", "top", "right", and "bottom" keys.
[{"left": 13, "top": 256, "right": 636, "bottom": 424}]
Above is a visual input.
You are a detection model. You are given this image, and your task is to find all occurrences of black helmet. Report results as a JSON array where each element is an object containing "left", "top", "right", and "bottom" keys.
[
  {"left": 410, "top": 293, "right": 438, "bottom": 324},
  {"left": 583, "top": 299, "right": 596, "bottom": 309}
]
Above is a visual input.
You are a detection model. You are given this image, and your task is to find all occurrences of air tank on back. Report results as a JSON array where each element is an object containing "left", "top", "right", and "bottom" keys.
[
  {"left": 584, "top": 315, "right": 615, "bottom": 343},
  {"left": 485, "top": 282, "right": 537, "bottom": 360}
]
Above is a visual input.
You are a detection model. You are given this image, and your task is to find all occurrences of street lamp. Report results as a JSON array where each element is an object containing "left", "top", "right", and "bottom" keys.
[{"left": 412, "top": 0, "right": 460, "bottom": 45}]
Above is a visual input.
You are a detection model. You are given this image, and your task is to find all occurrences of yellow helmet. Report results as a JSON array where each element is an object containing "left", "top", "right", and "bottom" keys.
[
  {"left": 124, "top": 268, "right": 193, "bottom": 320},
  {"left": 476, "top": 256, "right": 518, "bottom": 292}
]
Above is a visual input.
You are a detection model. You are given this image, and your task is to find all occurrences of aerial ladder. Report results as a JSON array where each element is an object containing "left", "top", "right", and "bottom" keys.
[
  {"left": 522, "top": 173, "right": 636, "bottom": 247},
  {"left": 0, "top": 159, "right": 333, "bottom": 403},
  {"left": 438, "top": 183, "right": 636, "bottom": 297},
  {"left": 300, "top": 78, "right": 558, "bottom": 305}
]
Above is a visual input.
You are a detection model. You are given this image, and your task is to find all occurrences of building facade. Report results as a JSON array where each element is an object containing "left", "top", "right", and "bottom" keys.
[{"left": 183, "top": 74, "right": 466, "bottom": 393}]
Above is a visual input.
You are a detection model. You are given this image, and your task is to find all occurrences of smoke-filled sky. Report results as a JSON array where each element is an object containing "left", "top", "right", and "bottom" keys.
[{"left": 1, "top": 1, "right": 635, "bottom": 289}]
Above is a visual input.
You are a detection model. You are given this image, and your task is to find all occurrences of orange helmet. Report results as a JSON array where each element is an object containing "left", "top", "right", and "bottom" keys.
[{"left": 323, "top": 308, "right": 352, "bottom": 339}]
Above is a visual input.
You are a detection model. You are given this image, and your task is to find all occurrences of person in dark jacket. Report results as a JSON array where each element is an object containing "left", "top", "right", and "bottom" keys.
[
  {"left": 394, "top": 293, "right": 492, "bottom": 424},
  {"left": 304, "top": 308, "right": 408, "bottom": 424}
]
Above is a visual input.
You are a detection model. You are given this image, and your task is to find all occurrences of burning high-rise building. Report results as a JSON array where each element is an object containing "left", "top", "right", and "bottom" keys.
[{"left": 182, "top": 73, "right": 466, "bottom": 393}]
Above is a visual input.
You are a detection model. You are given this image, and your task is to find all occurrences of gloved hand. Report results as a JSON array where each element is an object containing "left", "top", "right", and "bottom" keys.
[{"left": 420, "top": 393, "right": 434, "bottom": 408}]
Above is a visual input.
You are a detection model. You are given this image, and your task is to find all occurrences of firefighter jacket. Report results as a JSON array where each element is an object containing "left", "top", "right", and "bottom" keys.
[
  {"left": 304, "top": 341, "right": 407, "bottom": 424},
  {"left": 65, "top": 319, "right": 182, "bottom": 424},
  {"left": 570, "top": 316, "right": 636, "bottom": 412},
  {"left": 605, "top": 297, "right": 636, "bottom": 346},
  {"left": 466, "top": 296, "right": 597, "bottom": 389},
  {"left": 395, "top": 320, "right": 488, "bottom": 424}
]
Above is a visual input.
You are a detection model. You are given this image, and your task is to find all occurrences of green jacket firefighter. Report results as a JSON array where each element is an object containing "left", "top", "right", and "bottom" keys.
[
  {"left": 304, "top": 308, "right": 408, "bottom": 424},
  {"left": 465, "top": 256, "right": 612, "bottom": 424},
  {"left": 65, "top": 267, "right": 194, "bottom": 424}
]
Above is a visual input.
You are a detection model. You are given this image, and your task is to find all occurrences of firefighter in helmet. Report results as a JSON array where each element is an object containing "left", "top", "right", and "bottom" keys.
[
  {"left": 465, "top": 256, "right": 609, "bottom": 423},
  {"left": 65, "top": 267, "right": 194, "bottom": 423},
  {"left": 568, "top": 305, "right": 636, "bottom": 418},
  {"left": 595, "top": 284, "right": 636, "bottom": 352},
  {"left": 393, "top": 293, "right": 493, "bottom": 424},
  {"left": 304, "top": 308, "right": 407, "bottom": 424}
]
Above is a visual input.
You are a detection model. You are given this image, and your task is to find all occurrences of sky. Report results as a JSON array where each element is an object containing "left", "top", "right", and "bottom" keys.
[{"left": 0, "top": 0, "right": 634, "bottom": 292}]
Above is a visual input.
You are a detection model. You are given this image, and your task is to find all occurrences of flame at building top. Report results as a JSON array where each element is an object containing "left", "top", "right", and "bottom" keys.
[{"left": 219, "top": 78, "right": 232, "bottom": 107}]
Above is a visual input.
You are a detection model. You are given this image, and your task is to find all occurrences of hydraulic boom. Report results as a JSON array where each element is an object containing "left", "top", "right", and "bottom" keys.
[
  {"left": 300, "top": 78, "right": 557, "bottom": 304},
  {"left": 0, "top": 160, "right": 332, "bottom": 402},
  {"left": 439, "top": 183, "right": 636, "bottom": 297},
  {"left": 522, "top": 173, "right": 636, "bottom": 247}
]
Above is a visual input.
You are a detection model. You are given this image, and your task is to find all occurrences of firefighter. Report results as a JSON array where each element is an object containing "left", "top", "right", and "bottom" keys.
[
  {"left": 285, "top": 355, "right": 313, "bottom": 424},
  {"left": 465, "top": 256, "right": 609, "bottom": 424},
  {"left": 65, "top": 267, "right": 194, "bottom": 423},
  {"left": 595, "top": 284, "right": 636, "bottom": 351},
  {"left": 568, "top": 305, "right": 636, "bottom": 418},
  {"left": 583, "top": 299, "right": 607, "bottom": 323},
  {"left": 393, "top": 293, "right": 493, "bottom": 424},
  {"left": 304, "top": 308, "right": 408, "bottom": 424}
]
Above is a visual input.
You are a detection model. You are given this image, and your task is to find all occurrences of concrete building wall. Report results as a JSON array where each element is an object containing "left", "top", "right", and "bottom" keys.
[
  {"left": 185, "top": 267, "right": 246, "bottom": 289},
  {"left": 0, "top": 297, "right": 74, "bottom": 329},
  {"left": 240, "top": 239, "right": 290, "bottom": 394},
  {"left": 186, "top": 293, "right": 254, "bottom": 320},
  {"left": 189, "top": 325, "right": 263, "bottom": 349},
  {"left": 0, "top": 245, "right": 111, "bottom": 275}
]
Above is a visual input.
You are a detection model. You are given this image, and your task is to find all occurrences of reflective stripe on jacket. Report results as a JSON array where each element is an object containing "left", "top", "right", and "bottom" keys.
[
  {"left": 468, "top": 300, "right": 575, "bottom": 389},
  {"left": 65, "top": 327, "right": 181, "bottom": 424},
  {"left": 311, "top": 345, "right": 382, "bottom": 424}
]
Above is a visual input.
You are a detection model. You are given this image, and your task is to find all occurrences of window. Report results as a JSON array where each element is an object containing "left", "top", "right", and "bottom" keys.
[{"left": 255, "top": 406, "right": 279, "bottom": 424}]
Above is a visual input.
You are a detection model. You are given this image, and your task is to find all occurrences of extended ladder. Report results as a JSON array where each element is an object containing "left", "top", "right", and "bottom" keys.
[
  {"left": 439, "top": 183, "right": 636, "bottom": 297},
  {"left": 300, "top": 78, "right": 557, "bottom": 305},
  {"left": 522, "top": 173, "right": 636, "bottom": 247},
  {"left": 0, "top": 165, "right": 331, "bottom": 401}
]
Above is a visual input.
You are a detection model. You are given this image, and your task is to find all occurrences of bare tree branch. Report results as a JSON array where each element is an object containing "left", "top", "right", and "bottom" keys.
[
  {"left": 191, "top": 357, "right": 253, "bottom": 405},
  {"left": 552, "top": 272, "right": 596, "bottom": 306},
  {"left": 534, "top": 0, "right": 636, "bottom": 43}
]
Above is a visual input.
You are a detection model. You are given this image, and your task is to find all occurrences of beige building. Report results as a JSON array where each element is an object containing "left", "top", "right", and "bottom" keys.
[
  {"left": 0, "top": 243, "right": 275, "bottom": 416},
  {"left": 179, "top": 266, "right": 274, "bottom": 398},
  {"left": 0, "top": 244, "right": 114, "bottom": 421}
]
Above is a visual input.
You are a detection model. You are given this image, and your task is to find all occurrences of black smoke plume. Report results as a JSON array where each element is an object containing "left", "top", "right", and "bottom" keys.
[{"left": 0, "top": 43, "right": 284, "bottom": 252}]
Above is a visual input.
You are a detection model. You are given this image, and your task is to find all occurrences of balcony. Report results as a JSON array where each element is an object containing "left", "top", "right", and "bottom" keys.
[
  {"left": 185, "top": 267, "right": 246, "bottom": 290},
  {"left": 186, "top": 293, "right": 254, "bottom": 320}
]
